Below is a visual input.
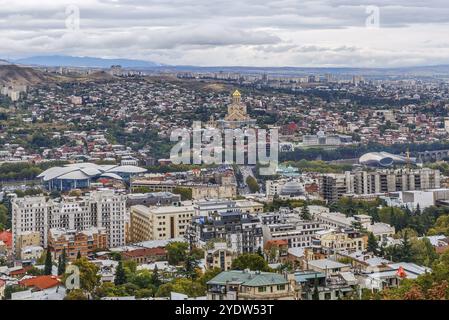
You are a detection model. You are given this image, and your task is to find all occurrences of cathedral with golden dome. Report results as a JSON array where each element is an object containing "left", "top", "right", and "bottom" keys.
[{"left": 217, "top": 90, "right": 256, "bottom": 129}]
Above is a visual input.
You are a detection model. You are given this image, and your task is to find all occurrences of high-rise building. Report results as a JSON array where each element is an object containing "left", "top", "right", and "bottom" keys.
[
  {"left": 319, "top": 168, "right": 440, "bottom": 203},
  {"left": 11, "top": 190, "right": 126, "bottom": 255}
]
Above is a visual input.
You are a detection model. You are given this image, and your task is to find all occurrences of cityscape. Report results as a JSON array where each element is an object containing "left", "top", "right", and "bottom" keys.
[{"left": 2, "top": 0, "right": 449, "bottom": 311}]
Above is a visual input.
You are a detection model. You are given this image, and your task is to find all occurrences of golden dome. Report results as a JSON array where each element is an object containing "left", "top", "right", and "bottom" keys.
[{"left": 232, "top": 90, "right": 241, "bottom": 97}]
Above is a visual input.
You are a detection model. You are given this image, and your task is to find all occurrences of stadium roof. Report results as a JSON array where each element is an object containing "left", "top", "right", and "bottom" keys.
[{"left": 37, "top": 163, "right": 146, "bottom": 181}]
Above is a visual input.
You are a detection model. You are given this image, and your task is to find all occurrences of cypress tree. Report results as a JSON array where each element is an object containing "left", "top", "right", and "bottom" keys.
[
  {"left": 401, "top": 230, "right": 413, "bottom": 262},
  {"left": 114, "top": 261, "right": 127, "bottom": 285},
  {"left": 367, "top": 232, "right": 378, "bottom": 254},
  {"left": 58, "top": 248, "right": 67, "bottom": 275},
  {"left": 44, "top": 247, "right": 53, "bottom": 275},
  {"left": 76, "top": 250, "right": 81, "bottom": 260},
  {"left": 151, "top": 265, "right": 161, "bottom": 287},
  {"left": 256, "top": 246, "right": 264, "bottom": 258},
  {"left": 312, "top": 275, "right": 320, "bottom": 300},
  {"left": 301, "top": 205, "right": 311, "bottom": 220}
]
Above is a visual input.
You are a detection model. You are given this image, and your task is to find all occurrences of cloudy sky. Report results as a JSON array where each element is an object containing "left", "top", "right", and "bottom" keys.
[{"left": 1, "top": 0, "right": 449, "bottom": 67}]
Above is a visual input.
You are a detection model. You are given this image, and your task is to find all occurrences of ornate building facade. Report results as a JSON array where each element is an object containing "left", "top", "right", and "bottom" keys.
[{"left": 217, "top": 90, "right": 256, "bottom": 129}]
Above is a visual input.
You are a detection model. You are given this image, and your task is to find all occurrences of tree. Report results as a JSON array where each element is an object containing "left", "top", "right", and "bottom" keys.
[
  {"left": 166, "top": 242, "right": 189, "bottom": 265},
  {"left": 57, "top": 248, "right": 67, "bottom": 275},
  {"left": 428, "top": 215, "right": 449, "bottom": 236},
  {"left": 173, "top": 187, "right": 193, "bottom": 201},
  {"left": 63, "top": 257, "right": 100, "bottom": 294},
  {"left": 301, "top": 205, "right": 311, "bottom": 220},
  {"left": 156, "top": 278, "right": 205, "bottom": 298},
  {"left": 256, "top": 247, "right": 264, "bottom": 258},
  {"left": 114, "top": 261, "right": 127, "bottom": 286},
  {"left": 76, "top": 250, "right": 82, "bottom": 260},
  {"left": 400, "top": 230, "right": 413, "bottom": 262},
  {"left": 135, "top": 288, "right": 155, "bottom": 299},
  {"left": 182, "top": 254, "right": 200, "bottom": 280},
  {"left": 64, "top": 289, "right": 88, "bottom": 300},
  {"left": 246, "top": 176, "right": 260, "bottom": 193},
  {"left": 44, "top": 247, "right": 53, "bottom": 275},
  {"left": 231, "top": 253, "right": 271, "bottom": 272},
  {"left": 151, "top": 265, "right": 161, "bottom": 287},
  {"left": 199, "top": 267, "right": 222, "bottom": 287},
  {"left": 367, "top": 232, "right": 378, "bottom": 254},
  {"left": 312, "top": 275, "right": 320, "bottom": 300},
  {"left": 3, "top": 285, "right": 28, "bottom": 300}
]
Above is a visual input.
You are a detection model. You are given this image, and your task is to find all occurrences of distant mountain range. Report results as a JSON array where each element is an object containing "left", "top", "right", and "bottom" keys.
[
  {"left": 13, "top": 55, "right": 163, "bottom": 68},
  {"left": 4, "top": 55, "right": 449, "bottom": 78}
]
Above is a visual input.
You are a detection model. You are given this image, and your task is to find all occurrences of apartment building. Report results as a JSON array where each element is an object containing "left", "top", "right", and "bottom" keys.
[
  {"left": 47, "top": 227, "right": 108, "bottom": 261},
  {"left": 129, "top": 204, "right": 195, "bottom": 242},
  {"left": 205, "top": 242, "right": 237, "bottom": 271},
  {"left": 319, "top": 168, "right": 440, "bottom": 203},
  {"left": 260, "top": 210, "right": 323, "bottom": 249},
  {"left": 193, "top": 199, "right": 264, "bottom": 217},
  {"left": 314, "top": 229, "right": 367, "bottom": 254},
  {"left": 14, "top": 231, "right": 40, "bottom": 257},
  {"left": 190, "top": 210, "right": 263, "bottom": 254},
  {"left": 131, "top": 181, "right": 237, "bottom": 200},
  {"left": 11, "top": 190, "right": 126, "bottom": 254}
]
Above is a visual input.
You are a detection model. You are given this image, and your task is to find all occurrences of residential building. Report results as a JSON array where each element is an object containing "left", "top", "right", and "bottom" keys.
[
  {"left": 260, "top": 210, "right": 323, "bottom": 249},
  {"left": 130, "top": 204, "right": 195, "bottom": 242},
  {"left": 48, "top": 227, "right": 108, "bottom": 261},
  {"left": 207, "top": 270, "right": 296, "bottom": 300},
  {"left": 121, "top": 247, "right": 168, "bottom": 264},
  {"left": 319, "top": 168, "right": 441, "bottom": 203},
  {"left": 190, "top": 210, "right": 263, "bottom": 254},
  {"left": 205, "top": 242, "right": 237, "bottom": 271},
  {"left": 11, "top": 190, "right": 127, "bottom": 254}
]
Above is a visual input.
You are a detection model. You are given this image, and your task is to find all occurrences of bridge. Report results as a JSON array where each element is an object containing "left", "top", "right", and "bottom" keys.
[{"left": 415, "top": 149, "right": 449, "bottom": 162}]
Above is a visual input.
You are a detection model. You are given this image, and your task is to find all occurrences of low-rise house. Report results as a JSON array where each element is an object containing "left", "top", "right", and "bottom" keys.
[
  {"left": 20, "top": 245, "right": 44, "bottom": 261},
  {"left": 294, "top": 271, "right": 357, "bottom": 300},
  {"left": 264, "top": 239, "right": 289, "bottom": 263},
  {"left": 360, "top": 262, "right": 431, "bottom": 292},
  {"left": 11, "top": 286, "right": 66, "bottom": 300},
  {"left": 121, "top": 247, "right": 168, "bottom": 264},
  {"left": 337, "top": 251, "right": 391, "bottom": 273},
  {"left": 306, "top": 259, "right": 351, "bottom": 276},
  {"left": 207, "top": 270, "right": 297, "bottom": 300},
  {"left": 19, "top": 275, "right": 62, "bottom": 291}
]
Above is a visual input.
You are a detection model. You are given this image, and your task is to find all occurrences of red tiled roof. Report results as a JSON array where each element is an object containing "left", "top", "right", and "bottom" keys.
[
  {"left": 123, "top": 247, "right": 167, "bottom": 258},
  {"left": 264, "top": 239, "right": 288, "bottom": 249},
  {"left": 0, "top": 231, "right": 12, "bottom": 248},
  {"left": 19, "top": 275, "right": 61, "bottom": 290},
  {"left": 9, "top": 266, "right": 32, "bottom": 277}
]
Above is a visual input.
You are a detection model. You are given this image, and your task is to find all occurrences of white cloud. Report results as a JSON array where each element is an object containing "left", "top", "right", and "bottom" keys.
[{"left": 0, "top": 0, "right": 449, "bottom": 66}]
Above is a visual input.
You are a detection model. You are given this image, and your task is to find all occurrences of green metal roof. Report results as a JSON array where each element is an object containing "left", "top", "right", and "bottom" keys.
[{"left": 207, "top": 270, "right": 288, "bottom": 287}]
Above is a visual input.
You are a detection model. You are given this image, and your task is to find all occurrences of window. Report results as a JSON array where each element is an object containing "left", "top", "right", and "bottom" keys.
[
  {"left": 258, "top": 286, "right": 267, "bottom": 293},
  {"left": 277, "top": 284, "right": 285, "bottom": 291}
]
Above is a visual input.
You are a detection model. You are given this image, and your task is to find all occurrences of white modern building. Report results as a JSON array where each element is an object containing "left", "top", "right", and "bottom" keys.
[{"left": 11, "top": 190, "right": 127, "bottom": 253}]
